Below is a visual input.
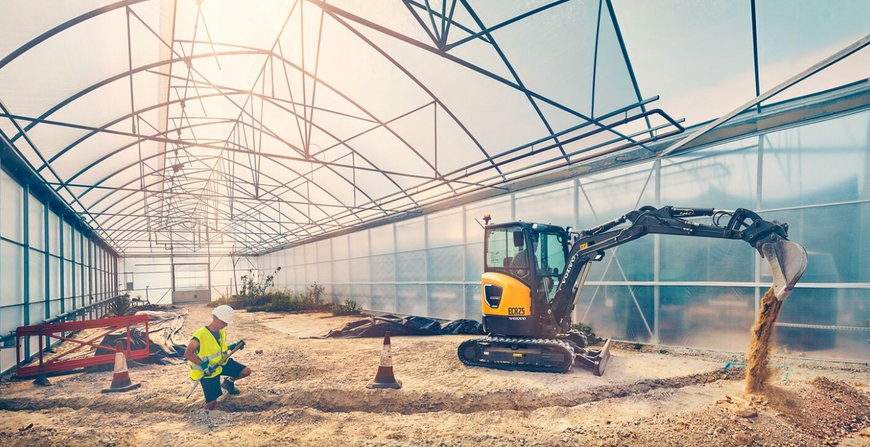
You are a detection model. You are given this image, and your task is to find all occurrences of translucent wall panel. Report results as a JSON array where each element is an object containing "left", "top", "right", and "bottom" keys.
[
  {"left": 658, "top": 286, "right": 755, "bottom": 351},
  {"left": 427, "top": 209, "right": 463, "bottom": 248},
  {"left": 396, "top": 251, "right": 426, "bottom": 282},
  {"left": 514, "top": 181, "right": 574, "bottom": 227},
  {"left": 370, "top": 254, "right": 396, "bottom": 282},
  {"left": 0, "top": 170, "right": 23, "bottom": 242},
  {"left": 332, "top": 235, "right": 349, "bottom": 260},
  {"left": 428, "top": 246, "right": 463, "bottom": 282},
  {"left": 428, "top": 284, "right": 463, "bottom": 320},
  {"left": 762, "top": 203, "right": 870, "bottom": 283},
  {"left": 396, "top": 284, "right": 426, "bottom": 316},
  {"left": 29, "top": 250, "right": 44, "bottom": 306},
  {"left": 28, "top": 194, "right": 44, "bottom": 250},
  {"left": 396, "top": 218, "right": 425, "bottom": 252},
  {"left": 465, "top": 244, "right": 484, "bottom": 282},
  {"left": 48, "top": 211, "right": 60, "bottom": 255},
  {"left": 464, "top": 284, "right": 482, "bottom": 320},
  {"left": 371, "top": 285, "right": 396, "bottom": 313},
  {"left": 64, "top": 260, "right": 74, "bottom": 308},
  {"left": 578, "top": 285, "right": 654, "bottom": 343},
  {"left": 63, "top": 221, "right": 72, "bottom": 259},
  {"left": 348, "top": 230, "right": 369, "bottom": 258},
  {"left": 0, "top": 242, "right": 23, "bottom": 310},
  {"left": 370, "top": 225, "right": 394, "bottom": 255},
  {"left": 761, "top": 111, "right": 869, "bottom": 208}
]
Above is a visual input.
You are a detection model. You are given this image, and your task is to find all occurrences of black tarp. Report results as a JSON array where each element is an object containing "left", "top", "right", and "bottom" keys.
[{"left": 318, "top": 315, "right": 484, "bottom": 338}]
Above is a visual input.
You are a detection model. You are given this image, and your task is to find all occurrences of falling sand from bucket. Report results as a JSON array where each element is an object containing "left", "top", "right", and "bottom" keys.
[{"left": 745, "top": 286, "right": 783, "bottom": 394}]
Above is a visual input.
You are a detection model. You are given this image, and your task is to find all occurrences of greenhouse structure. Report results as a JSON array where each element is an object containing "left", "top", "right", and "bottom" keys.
[{"left": 1, "top": 0, "right": 869, "bottom": 374}]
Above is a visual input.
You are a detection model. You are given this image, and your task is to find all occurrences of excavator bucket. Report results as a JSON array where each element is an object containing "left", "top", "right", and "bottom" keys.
[{"left": 760, "top": 239, "right": 808, "bottom": 301}]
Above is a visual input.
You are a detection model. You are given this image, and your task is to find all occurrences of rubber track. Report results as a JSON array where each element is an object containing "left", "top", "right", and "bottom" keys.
[{"left": 457, "top": 336, "right": 574, "bottom": 373}]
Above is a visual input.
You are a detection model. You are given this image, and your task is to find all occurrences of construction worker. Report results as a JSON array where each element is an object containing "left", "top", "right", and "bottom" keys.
[{"left": 184, "top": 305, "right": 251, "bottom": 409}]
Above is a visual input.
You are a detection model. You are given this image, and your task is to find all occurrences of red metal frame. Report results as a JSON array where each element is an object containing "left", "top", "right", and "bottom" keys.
[{"left": 15, "top": 315, "right": 150, "bottom": 378}]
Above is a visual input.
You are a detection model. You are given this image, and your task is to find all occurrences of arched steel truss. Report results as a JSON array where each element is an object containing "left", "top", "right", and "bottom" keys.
[{"left": 0, "top": 0, "right": 684, "bottom": 255}]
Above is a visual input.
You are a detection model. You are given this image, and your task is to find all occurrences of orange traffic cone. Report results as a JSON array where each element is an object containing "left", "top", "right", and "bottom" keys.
[
  {"left": 367, "top": 331, "right": 401, "bottom": 389},
  {"left": 101, "top": 340, "right": 142, "bottom": 393}
]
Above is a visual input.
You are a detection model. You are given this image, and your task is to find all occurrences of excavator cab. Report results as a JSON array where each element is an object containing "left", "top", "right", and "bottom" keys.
[{"left": 481, "top": 223, "right": 568, "bottom": 338}]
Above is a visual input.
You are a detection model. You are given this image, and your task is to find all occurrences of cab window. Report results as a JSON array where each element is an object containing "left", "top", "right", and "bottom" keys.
[{"left": 485, "top": 226, "right": 526, "bottom": 270}]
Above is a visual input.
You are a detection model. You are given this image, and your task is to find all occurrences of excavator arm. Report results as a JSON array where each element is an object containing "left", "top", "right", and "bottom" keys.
[{"left": 549, "top": 206, "right": 809, "bottom": 331}]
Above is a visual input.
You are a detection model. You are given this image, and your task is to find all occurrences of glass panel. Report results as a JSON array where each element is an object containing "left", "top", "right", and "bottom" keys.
[
  {"left": 29, "top": 250, "right": 44, "bottom": 303},
  {"left": 332, "top": 260, "right": 350, "bottom": 284},
  {"left": 660, "top": 236, "right": 754, "bottom": 282},
  {"left": 331, "top": 235, "right": 349, "bottom": 260},
  {"left": 660, "top": 139, "right": 758, "bottom": 211},
  {"left": 427, "top": 209, "right": 463, "bottom": 248},
  {"left": 396, "top": 285, "right": 427, "bottom": 316},
  {"left": 396, "top": 251, "right": 426, "bottom": 282},
  {"left": 761, "top": 111, "right": 869, "bottom": 208},
  {"left": 371, "top": 285, "right": 396, "bottom": 313},
  {"left": 428, "top": 284, "right": 463, "bottom": 320},
  {"left": 0, "top": 241, "right": 23, "bottom": 308},
  {"left": 658, "top": 286, "right": 755, "bottom": 351},
  {"left": 612, "top": 0, "right": 754, "bottom": 126},
  {"left": 760, "top": 203, "right": 870, "bottom": 283},
  {"left": 65, "top": 260, "right": 74, "bottom": 301},
  {"left": 465, "top": 243, "right": 484, "bottom": 282},
  {"left": 316, "top": 240, "right": 331, "bottom": 263},
  {"left": 348, "top": 230, "right": 369, "bottom": 258},
  {"left": 174, "top": 264, "right": 209, "bottom": 291},
  {"left": 350, "top": 284, "right": 372, "bottom": 310},
  {"left": 0, "top": 305, "right": 23, "bottom": 338},
  {"left": 370, "top": 254, "right": 396, "bottom": 282},
  {"left": 304, "top": 244, "right": 317, "bottom": 264},
  {"left": 48, "top": 211, "right": 60, "bottom": 255},
  {"left": 514, "top": 181, "right": 574, "bottom": 227},
  {"left": 28, "top": 194, "right": 44, "bottom": 250},
  {"left": 370, "top": 224, "right": 394, "bottom": 255},
  {"left": 316, "top": 262, "right": 332, "bottom": 286},
  {"left": 63, "top": 221, "right": 72, "bottom": 259},
  {"left": 465, "top": 284, "right": 482, "bottom": 321},
  {"left": 49, "top": 256, "right": 61, "bottom": 300},
  {"left": 349, "top": 258, "right": 370, "bottom": 283},
  {"left": 428, "top": 246, "right": 463, "bottom": 282},
  {"left": 0, "top": 170, "right": 23, "bottom": 242},
  {"left": 577, "top": 284, "right": 654, "bottom": 343},
  {"left": 396, "top": 218, "right": 425, "bottom": 252}
]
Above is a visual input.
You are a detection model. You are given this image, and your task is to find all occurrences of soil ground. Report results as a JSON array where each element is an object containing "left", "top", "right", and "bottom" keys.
[{"left": 1, "top": 304, "right": 869, "bottom": 446}]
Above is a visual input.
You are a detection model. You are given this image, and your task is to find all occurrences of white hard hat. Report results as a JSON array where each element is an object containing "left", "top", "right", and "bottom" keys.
[{"left": 212, "top": 305, "right": 235, "bottom": 324}]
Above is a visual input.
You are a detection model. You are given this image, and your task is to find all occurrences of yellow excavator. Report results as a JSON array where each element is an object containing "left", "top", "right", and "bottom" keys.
[{"left": 458, "top": 205, "right": 808, "bottom": 375}]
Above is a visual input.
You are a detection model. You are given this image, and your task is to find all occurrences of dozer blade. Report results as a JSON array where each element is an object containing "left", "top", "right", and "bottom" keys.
[
  {"left": 573, "top": 338, "right": 612, "bottom": 376},
  {"left": 592, "top": 339, "right": 612, "bottom": 377},
  {"left": 761, "top": 239, "right": 808, "bottom": 301}
]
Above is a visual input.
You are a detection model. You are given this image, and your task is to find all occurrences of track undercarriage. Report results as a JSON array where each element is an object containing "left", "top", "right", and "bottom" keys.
[{"left": 457, "top": 333, "right": 612, "bottom": 375}]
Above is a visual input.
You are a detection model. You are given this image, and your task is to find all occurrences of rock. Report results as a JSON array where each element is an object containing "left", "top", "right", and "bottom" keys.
[
  {"left": 732, "top": 433, "right": 753, "bottom": 445},
  {"left": 736, "top": 407, "right": 758, "bottom": 418}
]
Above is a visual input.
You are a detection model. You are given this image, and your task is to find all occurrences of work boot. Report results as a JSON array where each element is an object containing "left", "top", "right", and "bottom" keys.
[{"left": 221, "top": 378, "right": 240, "bottom": 395}]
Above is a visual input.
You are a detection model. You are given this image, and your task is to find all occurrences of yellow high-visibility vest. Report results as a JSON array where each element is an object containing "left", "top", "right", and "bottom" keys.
[{"left": 189, "top": 326, "right": 228, "bottom": 380}]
